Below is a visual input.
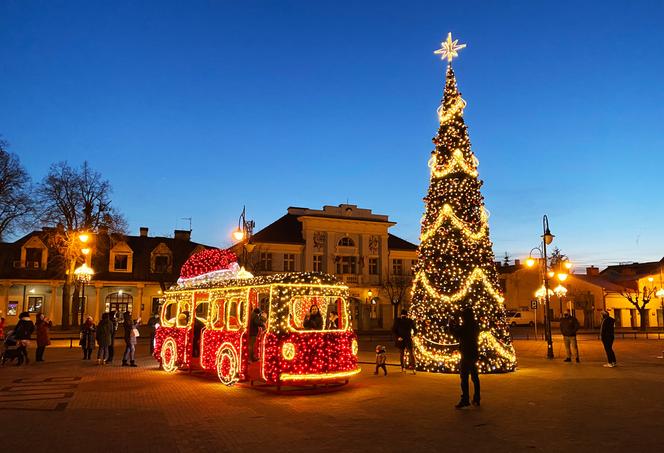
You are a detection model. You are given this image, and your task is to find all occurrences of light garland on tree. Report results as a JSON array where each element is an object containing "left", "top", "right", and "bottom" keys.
[{"left": 409, "top": 33, "right": 516, "bottom": 374}]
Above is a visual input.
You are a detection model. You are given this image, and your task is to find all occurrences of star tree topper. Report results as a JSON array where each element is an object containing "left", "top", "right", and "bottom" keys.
[{"left": 434, "top": 32, "right": 466, "bottom": 63}]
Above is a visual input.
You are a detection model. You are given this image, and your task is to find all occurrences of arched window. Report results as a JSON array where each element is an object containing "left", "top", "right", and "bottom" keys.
[
  {"left": 105, "top": 292, "right": 134, "bottom": 319},
  {"left": 338, "top": 237, "right": 355, "bottom": 247}
]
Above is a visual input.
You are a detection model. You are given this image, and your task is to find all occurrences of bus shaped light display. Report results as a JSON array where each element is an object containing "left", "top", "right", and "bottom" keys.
[{"left": 153, "top": 249, "right": 360, "bottom": 388}]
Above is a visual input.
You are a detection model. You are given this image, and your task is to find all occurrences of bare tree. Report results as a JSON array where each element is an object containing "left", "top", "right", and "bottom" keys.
[
  {"left": 618, "top": 286, "right": 656, "bottom": 331},
  {"left": 0, "top": 137, "right": 35, "bottom": 240},
  {"left": 36, "top": 161, "right": 127, "bottom": 328},
  {"left": 382, "top": 273, "right": 413, "bottom": 323}
]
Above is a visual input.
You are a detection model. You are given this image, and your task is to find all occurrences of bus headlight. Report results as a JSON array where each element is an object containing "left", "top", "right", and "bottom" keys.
[
  {"left": 282, "top": 342, "right": 296, "bottom": 361},
  {"left": 351, "top": 339, "right": 358, "bottom": 356}
]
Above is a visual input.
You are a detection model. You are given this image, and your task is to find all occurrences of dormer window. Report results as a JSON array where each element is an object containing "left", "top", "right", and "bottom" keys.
[
  {"left": 26, "top": 248, "right": 43, "bottom": 270},
  {"left": 151, "top": 242, "right": 173, "bottom": 274},
  {"left": 109, "top": 241, "right": 133, "bottom": 273},
  {"left": 20, "top": 236, "right": 48, "bottom": 270}
]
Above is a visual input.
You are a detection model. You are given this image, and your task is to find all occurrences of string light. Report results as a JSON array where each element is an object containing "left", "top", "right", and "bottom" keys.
[{"left": 410, "top": 36, "right": 516, "bottom": 373}]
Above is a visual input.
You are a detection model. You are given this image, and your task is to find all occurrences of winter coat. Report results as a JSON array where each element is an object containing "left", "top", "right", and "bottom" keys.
[
  {"left": 80, "top": 322, "right": 96, "bottom": 349},
  {"left": 392, "top": 317, "right": 416, "bottom": 342},
  {"left": 0, "top": 319, "right": 5, "bottom": 340},
  {"left": 96, "top": 319, "right": 113, "bottom": 347},
  {"left": 560, "top": 315, "right": 580, "bottom": 337},
  {"left": 452, "top": 319, "right": 480, "bottom": 362},
  {"left": 376, "top": 351, "right": 387, "bottom": 365},
  {"left": 123, "top": 313, "right": 133, "bottom": 343},
  {"left": 35, "top": 319, "right": 52, "bottom": 347},
  {"left": 303, "top": 312, "right": 323, "bottom": 330},
  {"left": 14, "top": 317, "right": 35, "bottom": 340},
  {"left": 600, "top": 316, "right": 615, "bottom": 342},
  {"left": 249, "top": 312, "right": 264, "bottom": 336}
]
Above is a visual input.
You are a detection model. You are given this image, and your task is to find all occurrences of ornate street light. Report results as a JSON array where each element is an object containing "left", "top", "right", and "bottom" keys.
[
  {"left": 74, "top": 263, "right": 94, "bottom": 326},
  {"left": 233, "top": 206, "right": 255, "bottom": 269}
]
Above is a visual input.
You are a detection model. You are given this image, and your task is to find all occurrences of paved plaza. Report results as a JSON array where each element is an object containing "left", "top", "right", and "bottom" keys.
[{"left": 1, "top": 336, "right": 663, "bottom": 452}]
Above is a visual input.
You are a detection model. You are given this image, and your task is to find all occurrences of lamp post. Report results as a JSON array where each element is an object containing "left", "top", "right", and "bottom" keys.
[
  {"left": 233, "top": 206, "right": 255, "bottom": 269},
  {"left": 74, "top": 263, "right": 94, "bottom": 326}
]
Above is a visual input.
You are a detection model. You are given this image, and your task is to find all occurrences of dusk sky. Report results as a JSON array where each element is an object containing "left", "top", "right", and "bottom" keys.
[{"left": 1, "top": 0, "right": 663, "bottom": 269}]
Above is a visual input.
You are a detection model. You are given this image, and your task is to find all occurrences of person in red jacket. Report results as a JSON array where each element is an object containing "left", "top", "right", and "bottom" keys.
[{"left": 35, "top": 313, "right": 53, "bottom": 362}]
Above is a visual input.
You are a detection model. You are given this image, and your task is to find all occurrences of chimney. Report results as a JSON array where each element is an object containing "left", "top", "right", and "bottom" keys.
[
  {"left": 174, "top": 229, "right": 191, "bottom": 241},
  {"left": 514, "top": 259, "right": 521, "bottom": 266},
  {"left": 586, "top": 266, "right": 599, "bottom": 276},
  {"left": 139, "top": 227, "right": 149, "bottom": 237}
]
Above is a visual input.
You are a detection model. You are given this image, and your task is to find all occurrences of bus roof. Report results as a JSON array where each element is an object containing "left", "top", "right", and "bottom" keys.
[{"left": 168, "top": 271, "right": 348, "bottom": 293}]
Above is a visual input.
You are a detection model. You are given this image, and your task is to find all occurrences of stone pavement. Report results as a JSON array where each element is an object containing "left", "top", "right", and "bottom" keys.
[{"left": 1, "top": 336, "right": 663, "bottom": 453}]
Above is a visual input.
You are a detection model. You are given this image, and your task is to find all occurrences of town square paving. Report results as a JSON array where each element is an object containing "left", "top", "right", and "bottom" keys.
[{"left": 1, "top": 336, "right": 663, "bottom": 452}]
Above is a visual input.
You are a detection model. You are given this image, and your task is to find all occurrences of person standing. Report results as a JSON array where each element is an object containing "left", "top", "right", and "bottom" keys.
[
  {"left": 14, "top": 312, "right": 35, "bottom": 366},
  {"left": 147, "top": 313, "right": 159, "bottom": 355},
  {"left": 122, "top": 312, "right": 140, "bottom": 367},
  {"left": 374, "top": 345, "right": 387, "bottom": 376},
  {"left": 96, "top": 313, "right": 113, "bottom": 365},
  {"left": 35, "top": 313, "right": 52, "bottom": 362},
  {"left": 560, "top": 310, "right": 581, "bottom": 362},
  {"left": 392, "top": 309, "right": 417, "bottom": 373},
  {"left": 451, "top": 307, "right": 481, "bottom": 408},
  {"left": 249, "top": 308, "right": 264, "bottom": 362},
  {"left": 80, "top": 316, "right": 96, "bottom": 360},
  {"left": 107, "top": 311, "right": 118, "bottom": 363},
  {"left": 600, "top": 310, "right": 617, "bottom": 367},
  {"left": 0, "top": 316, "right": 6, "bottom": 341}
]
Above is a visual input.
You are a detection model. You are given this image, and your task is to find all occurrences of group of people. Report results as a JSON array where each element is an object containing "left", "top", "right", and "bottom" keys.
[
  {"left": 79, "top": 311, "right": 143, "bottom": 367},
  {"left": 1, "top": 312, "right": 52, "bottom": 365},
  {"left": 559, "top": 309, "right": 618, "bottom": 368}
]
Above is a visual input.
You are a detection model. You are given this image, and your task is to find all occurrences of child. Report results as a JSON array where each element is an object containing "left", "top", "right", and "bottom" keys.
[{"left": 374, "top": 345, "right": 387, "bottom": 376}]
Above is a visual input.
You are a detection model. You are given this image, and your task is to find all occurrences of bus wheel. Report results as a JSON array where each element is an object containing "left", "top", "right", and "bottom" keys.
[
  {"left": 161, "top": 338, "right": 178, "bottom": 373},
  {"left": 216, "top": 345, "right": 239, "bottom": 386}
]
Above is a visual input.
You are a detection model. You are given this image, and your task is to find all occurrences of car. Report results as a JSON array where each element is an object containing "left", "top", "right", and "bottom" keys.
[{"left": 506, "top": 309, "right": 536, "bottom": 327}]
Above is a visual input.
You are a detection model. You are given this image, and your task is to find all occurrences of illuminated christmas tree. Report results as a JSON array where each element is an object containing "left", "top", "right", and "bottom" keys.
[{"left": 410, "top": 34, "right": 516, "bottom": 373}]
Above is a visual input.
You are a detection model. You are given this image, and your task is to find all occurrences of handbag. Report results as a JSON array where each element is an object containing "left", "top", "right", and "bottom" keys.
[{"left": 132, "top": 328, "right": 140, "bottom": 338}]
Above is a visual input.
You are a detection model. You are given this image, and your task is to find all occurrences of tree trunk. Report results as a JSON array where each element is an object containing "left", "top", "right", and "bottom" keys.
[
  {"left": 61, "top": 282, "right": 70, "bottom": 329},
  {"left": 72, "top": 285, "right": 80, "bottom": 328},
  {"left": 639, "top": 309, "right": 649, "bottom": 331}
]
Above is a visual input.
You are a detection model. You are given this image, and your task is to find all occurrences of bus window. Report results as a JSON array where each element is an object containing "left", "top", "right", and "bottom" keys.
[
  {"left": 290, "top": 296, "right": 338, "bottom": 331},
  {"left": 325, "top": 297, "right": 346, "bottom": 330},
  {"left": 210, "top": 299, "right": 226, "bottom": 330},
  {"left": 161, "top": 299, "right": 178, "bottom": 327},
  {"left": 195, "top": 301, "right": 209, "bottom": 323},
  {"left": 177, "top": 301, "right": 193, "bottom": 328},
  {"left": 227, "top": 297, "right": 245, "bottom": 331}
]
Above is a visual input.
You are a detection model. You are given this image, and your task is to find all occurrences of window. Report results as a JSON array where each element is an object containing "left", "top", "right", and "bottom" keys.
[
  {"left": 368, "top": 258, "right": 379, "bottom": 275},
  {"left": 336, "top": 256, "right": 357, "bottom": 274},
  {"left": 289, "top": 296, "right": 346, "bottom": 331},
  {"left": 114, "top": 254, "right": 129, "bottom": 271},
  {"left": 284, "top": 254, "right": 296, "bottom": 271},
  {"left": 260, "top": 252, "right": 272, "bottom": 271},
  {"left": 26, "top": 248, "right": 43, "bottom": 269},
  {"left": 210, "top": 299, "right": 226, "bottom": 329},
  {"left": 28, "top": 296, "right": 43, "bottom": 313},
  {"left": 177, "top": 301, "right": 193, "bottom": 327},
  {"left": 154, "top": 255, "right": 170, "bottom": 273},
  {"left": 338, "top": 237, "right": 355, "bottom": 247},
  {"left": 7, "top": 301, "right": 18, "bottom": 316},
  {"left": 161, "top": 300, "right": 178, "bottom": 327},
  {"left": 195, "top": 301, "right": 209, "bottom": 323},
  {"left": 392, "top": 259, "right": 403, "bottom": 275},
  {"left": 151, "top": 297, "right": 163, "bottom": 315},
  {"left": 226, "top": 298, "right": 246, "bottom": 331},
  {"left": 313, "top": 255, "right": 323, "bottom": 272}
]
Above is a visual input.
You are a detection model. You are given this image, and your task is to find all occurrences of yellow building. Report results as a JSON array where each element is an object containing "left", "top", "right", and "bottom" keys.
[
  {"left": 0, "top": 227, "right": 211, "bottom": 327},
  {"left": 231, "top": 204, "right": 419, "bottom": 331}
]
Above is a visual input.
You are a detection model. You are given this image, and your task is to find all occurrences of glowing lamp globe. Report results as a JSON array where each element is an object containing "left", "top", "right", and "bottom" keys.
[
  {"left": 526, "top": 258, "right": 536, "bottom": 267},
  {"left": 233, "top": 228, "right": 245, "bottom": 242}
]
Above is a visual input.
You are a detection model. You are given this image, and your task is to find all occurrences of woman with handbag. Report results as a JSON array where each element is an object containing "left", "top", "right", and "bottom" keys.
[
  {"left": 80, "top": 316, "right": 96, "bottom": 360},
  {"left": 122, "top": 311, "right": 141, "bottom": 367}
]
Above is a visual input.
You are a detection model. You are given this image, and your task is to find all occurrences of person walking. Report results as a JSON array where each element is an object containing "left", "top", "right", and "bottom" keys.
[
  {"left": 122, "top": 312, "right": 140, "bottom": 367},
  {"left": 107, "top": 311, "right": 118, "bottom": 363},
  {"left": 374, "top": 345, "right": 387, "bottom": 376},
  {"left": 560, "top": 310, "right": 581, "bottom": 362},
  {"left": 600, "top": 310, "right": 617, "bottom": 367},
  {"left": 96, "top": 313, "right": 113, "bottom": 365},
  {"left": 35, "top": 313, "right": 52, "bottom": 362},
  {"left": 80, "top": 316, "right": 96, "bottom": 360},
  {"left": 14, "top": 312, "right": 35, "bottom": 366},
  {"left": 451, "top": 307, "right": 481, "bottom": 408},
  {"left": 392, "top": 309, "right": 417, "bottom": 373}
]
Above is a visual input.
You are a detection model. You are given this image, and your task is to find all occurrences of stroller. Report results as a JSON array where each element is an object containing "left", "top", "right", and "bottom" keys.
[{"left": 1, "top": 331, "right": 20, "bottom": 365}]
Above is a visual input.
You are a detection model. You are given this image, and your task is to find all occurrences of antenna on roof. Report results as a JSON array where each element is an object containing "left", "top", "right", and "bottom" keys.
[{"left": 182, "top": 217, "right": 192, "bottom": 232}]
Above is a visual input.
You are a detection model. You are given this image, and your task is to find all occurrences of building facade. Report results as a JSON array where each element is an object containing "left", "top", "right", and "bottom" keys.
[
  {"left": 0, "top": 227, "right": 212, "bottom": 327},
  {"left": 231, "top": 204, "right": 419, "bottom": 331}
]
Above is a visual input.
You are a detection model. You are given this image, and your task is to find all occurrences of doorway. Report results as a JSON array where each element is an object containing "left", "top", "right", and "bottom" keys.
[{"left": 105, "top": 292, "right": 134, "bottom": 321}]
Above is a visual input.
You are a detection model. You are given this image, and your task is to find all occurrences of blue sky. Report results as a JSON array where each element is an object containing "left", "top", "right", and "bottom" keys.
[{"left": 1, "top": 0, "right": 663, "bottom": 269}]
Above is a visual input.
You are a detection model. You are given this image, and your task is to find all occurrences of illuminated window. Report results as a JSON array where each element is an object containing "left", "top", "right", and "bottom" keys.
[
  {"left": 368, "top": 258, "right": 379, "bottom": 275},
  {"left": 177, "top": 301, "right": 193, "bottom": 327},
  {"left": 27, "top": 296, "right": 43, "bottom": 313},
  {"left": 210, "top": 299, "right": 226, "bottom": 330},
  {"left": 226, "top": 298, "right": 246, "bottom": 331},
  {"left": 336, "top": 256, "right": 357, "bottom": 274},
  {"left": 284, "top": 254, "right": 296, "bottom": 271},
  {"left": 392, "top": 259, "right": 403, "bottom": 275},
  {"left": 313, "top": 255, "right": 323, "bottom": 272},
  {"left": 289, "top": 296, "right": 345, "bottom": 331},
  {"left": 161, "top": 299, "right": 178, "bottom": 327},
  {"left": 195, "top": 300, "right": 209, "bottom": 323},
  {"left": 338, "top": 237, "right": 355, "bottom": 247},
  {"left": 260, "top": 252, "right": 272, "bottom": 271}
]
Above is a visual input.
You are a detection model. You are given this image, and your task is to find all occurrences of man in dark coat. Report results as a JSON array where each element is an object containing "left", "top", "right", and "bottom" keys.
[
  {"left": 122, "top": 311, "right": 132, "bottom": 366},
  {"left": 14, "top": 312, "right": 35, "bottom": 366},
  {"left": 600, "top": 310, "right": 617, "bottom": 367},
  {"left": 249, "top": 308, "right": 265, "bottom": 362},
  {"left": 451, "top": 307, "right": 480, "bottom": 408},
  {"left": 560, "top": 310, "right": 581, "bottom": 362},
  {"left": 392, "top": 309, "right": 417, "bottom": 373}
]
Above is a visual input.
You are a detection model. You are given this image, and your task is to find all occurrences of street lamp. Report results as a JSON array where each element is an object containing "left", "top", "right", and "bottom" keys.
[
  {"left": 74, "top": 263, "right": 94, "bottom": 326},
  {"left": 233, "top": 206, "right": 255, "bottom": 269}
]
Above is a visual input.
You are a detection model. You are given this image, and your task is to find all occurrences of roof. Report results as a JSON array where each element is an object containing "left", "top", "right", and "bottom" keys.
[
  {"left": 570, "top": 274, "right": 628, "bottom": 292},
  {"left": 600, "top": 259, "right": 664, "bottom": 280},
  {"left": 170, "top": 271, "right": 347, "bottom": 292},
  {"left": 387, "top": 234, "right": 418, "bottom": 251},
  {"left": 250, "top": 214, "right": 305, "bottom": 244}
]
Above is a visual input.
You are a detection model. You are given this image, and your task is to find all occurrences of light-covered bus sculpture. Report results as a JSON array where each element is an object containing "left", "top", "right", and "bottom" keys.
[{"left": 153, "top": 249, "right": 360, "bottom": 387}]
